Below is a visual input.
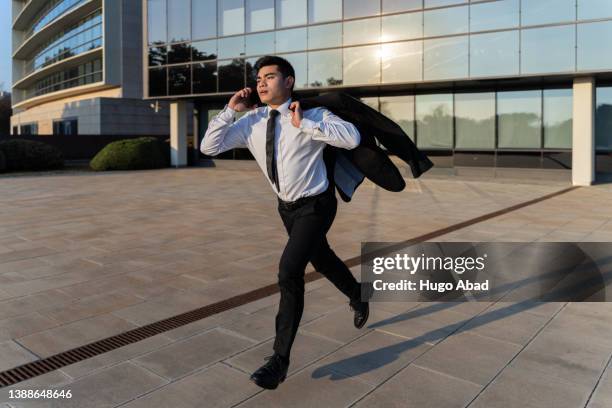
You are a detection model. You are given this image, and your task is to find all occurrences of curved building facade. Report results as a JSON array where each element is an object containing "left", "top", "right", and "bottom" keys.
[
  {"left": 10, "top": 0, "right": 171, "bottom": 135},
  {"left": 143, "top": 0, "right": 612, "bottom": 184}
]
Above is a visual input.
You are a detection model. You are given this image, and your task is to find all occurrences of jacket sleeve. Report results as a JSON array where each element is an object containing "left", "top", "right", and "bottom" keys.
[
  {"left": 200, "top": 105, "right": 249, "bottom": 156},
  {"left": 300, "top": 107, "right": 360, "bottom": 150}
]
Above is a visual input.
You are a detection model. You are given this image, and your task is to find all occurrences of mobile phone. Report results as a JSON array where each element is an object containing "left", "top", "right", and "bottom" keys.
[{"left": 247, "top": 87, "right": 261, "bottom": 108}]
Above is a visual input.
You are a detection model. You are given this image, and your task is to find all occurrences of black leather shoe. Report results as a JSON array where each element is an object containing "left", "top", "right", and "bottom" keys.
[
  {"left": 249, "top": 354, "right": 289, "bottom": 390},
  {"left": 349, "top": 298, "right": 369, "bottom": 329}
]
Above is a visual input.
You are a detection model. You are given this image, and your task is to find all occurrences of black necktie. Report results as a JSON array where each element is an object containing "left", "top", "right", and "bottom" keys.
[{"left": 266, "top": 109, "right": 280, "bottom": 191}]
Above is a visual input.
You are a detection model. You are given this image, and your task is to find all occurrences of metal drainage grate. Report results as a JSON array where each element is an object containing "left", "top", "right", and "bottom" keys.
[{"left": 0, "top": 186, "right": 578, "bottom": 388}]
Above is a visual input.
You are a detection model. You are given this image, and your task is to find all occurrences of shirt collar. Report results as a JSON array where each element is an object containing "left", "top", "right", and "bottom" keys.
[{"left": 266, "top": 98, "right": 292, "bottom": 118}]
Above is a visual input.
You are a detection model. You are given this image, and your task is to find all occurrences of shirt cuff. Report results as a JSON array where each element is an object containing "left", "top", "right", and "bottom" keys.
[
  {"left": 299, "top": 117, "right": 319, "bottom": 136},
  {"left": 218, "top": 104, "right": 236, "bottom": 122}
]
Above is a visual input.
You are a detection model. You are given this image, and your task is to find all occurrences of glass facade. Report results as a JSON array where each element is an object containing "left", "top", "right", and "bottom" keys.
[
  {"left": 146, "top": 0, "right": 612, "bottom": 93},
  {"left": 145, "top": 0, "right": 612, "bottom": 171},
  {"left": 25, "top": 10, "right": 102, "bottom": 76},
  {"left": 27, "top": 0, "right": 88, "bottom": 39},
  {"left": 27, "top": 58, "right": 103, "bottom": 98}
]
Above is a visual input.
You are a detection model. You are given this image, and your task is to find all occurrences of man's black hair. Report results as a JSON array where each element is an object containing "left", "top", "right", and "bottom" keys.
[{"left": 253, "top": 55, "right": 296, "bottom": 91}]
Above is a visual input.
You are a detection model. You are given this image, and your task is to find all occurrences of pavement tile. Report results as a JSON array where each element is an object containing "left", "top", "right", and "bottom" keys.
[
  {"left": 0, "top": 370, "right": 72, "bottom": 404},
  {"left": 60, "top": 333, "right": 175, "bottom": 380},
  {"left": 312, "top": 330, "right": 432, "bottom": 386},
  {"left": 352, "top": 364, "right": 482, "bottom": 408},
  {"left": 0, "top": 340, "right": 38, "bottom": 372},
  {"left": 16, "top": 314, "right": 137, "bottom": 359},
  {"left": 225, "top": 330, "right": 341, "bottom": 376},
  {"left": 414, "top": 331, "right": 522, "bottom": 385},
  {"left": 236, "top": 363, "right": 374, "bottom": 408},
  {"left": 586, "top": 357, "right": 612, "bottom": 408},
  {"left": 456, "top": 303, "right": 551, "bottom": 346},
  {"left": 134, "top": 328, "right": 255, "bottom": 380},
  {"left": 469, "top": 365, "right": 592, "bottom": 408},
  {"left": 370, "top": 304, "right": 471, "bottom": 345},
  {"left": 301, "top": 307, "right": 395, "bottom": 344},
  {"left": 5, "top": 362, "right": 168, "bottom": 408},
  {"left": 120, "top": 363, "right": 260, "bottom": 408}
]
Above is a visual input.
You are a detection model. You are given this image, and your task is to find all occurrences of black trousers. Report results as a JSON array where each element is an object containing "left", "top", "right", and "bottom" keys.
[{"left": 273, "top": 187, "right": 361, "bottom": 359}]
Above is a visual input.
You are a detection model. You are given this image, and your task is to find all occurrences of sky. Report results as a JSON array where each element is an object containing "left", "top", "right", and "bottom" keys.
[{"left": 0, "top": 0, "right": 12, "bottom": 92}]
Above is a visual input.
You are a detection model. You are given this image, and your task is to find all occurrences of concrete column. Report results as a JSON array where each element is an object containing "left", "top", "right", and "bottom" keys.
[
  {"left": 170, "top": 101, "right": 188, "bottom": 167},
  {"left": 572, "top": 77, "right": 596, "bottom": 186}
]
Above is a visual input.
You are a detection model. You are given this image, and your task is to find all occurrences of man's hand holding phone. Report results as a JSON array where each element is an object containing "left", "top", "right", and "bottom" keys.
[{"left": 229, "top": 87, "right": 257, "bottom": 112}]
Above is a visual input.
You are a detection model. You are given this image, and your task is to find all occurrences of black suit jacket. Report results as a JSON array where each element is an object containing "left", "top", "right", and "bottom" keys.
[{"left": 299, "top": 92, "right": 434, "bottom": 202}]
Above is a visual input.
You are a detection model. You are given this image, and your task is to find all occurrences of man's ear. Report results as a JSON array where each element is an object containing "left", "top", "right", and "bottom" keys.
[{"left": 285, "top": 75, "right": 295, "bottom": 90}]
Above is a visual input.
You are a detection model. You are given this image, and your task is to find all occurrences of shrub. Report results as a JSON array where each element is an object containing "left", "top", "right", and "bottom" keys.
[
  {"left": 90, "top": 137, "right": 170, "bottom": 171},
  {"left": 0, "top": 139, "right": 64, "bottom": 171},
  {"left": 0, "top": 150, "right": 5, "bottom": 173}
]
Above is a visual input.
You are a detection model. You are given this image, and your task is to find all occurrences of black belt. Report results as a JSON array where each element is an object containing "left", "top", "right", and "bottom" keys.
[{"left": 277, "top": 188, "right": 332, "bottom": 211}]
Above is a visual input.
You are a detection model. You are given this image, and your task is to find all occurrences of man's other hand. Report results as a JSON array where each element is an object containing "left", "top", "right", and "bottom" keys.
[
  {"left": 289, "top": 101, "right": 302, "bottom": 128},
  {"left": 229, "top": 88, "right": 256, "bottom": 112}
]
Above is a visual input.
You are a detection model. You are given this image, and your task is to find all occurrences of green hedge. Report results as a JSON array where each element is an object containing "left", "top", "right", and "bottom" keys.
[
  {"left": 90, "top": 137, "right": 170, "bottom": 171},
  {"left": 0, "top": 139, "right": 64, "bottom": 172}
]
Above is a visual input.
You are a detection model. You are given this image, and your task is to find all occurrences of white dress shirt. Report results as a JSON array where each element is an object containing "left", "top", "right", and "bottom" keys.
[{"left": 201, "top": 98, "right": 361, "bottom": 202}]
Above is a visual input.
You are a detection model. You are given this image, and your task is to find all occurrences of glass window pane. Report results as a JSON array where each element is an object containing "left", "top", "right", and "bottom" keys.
[
  {"left": 543, "top": 89, "right": 572, "bottom": 149},
  {"left": 218, "top": 58, "right": 245, "bottom": 91},
  {"left": 596, "top": 87, "right": 612, "bottom": 150},
  {"left": 192, "top": 0, "right": 217, "bottom": 40},
  {"left": 455, "top": 92, "right": 495, "bottom": 149},
  {"left": 578, "top": 21, "right": 612, "bottom": 71},
  {"left": 343, "top": 45, "right": 381, "bottom": 85},
  {"left": 470, "top": 0, "right": 519, "bottom": 32},
  {"left": 425, "top": 0, "right": 466, "bottom": 7},
  {"left": 148, "top": 45, "right": 167, "bottom": 66},
  {"left": 246, "top": 0, "right": 274, "bottom": 32},
  {"left": 380, "top": 95, "right": 415, "bottom": 141},
  {"left": 193, "top": 61, "right": 218, "bottom": 93},
  {"left": 169, "top": 64, "right": 191, "bottom": 95},
  {"left": 308, "top": 23, "right": 342, "bottom": 49},
  {"left": 218, "top": 36, "right": 245, "bottom": 58},
  {"left": 343, "top": 18, "right": 380, "bottom": 46},
  {"left": 147, "top": 0, "right": 166, "bottom": 44},
  {"left": 168, "top": 43, "right": 192, "bottom": 64},
  {"left": 246, "top": 32, "right": 275, "bottom": 56},
  {"left": 497, "top": 90, "right": 542, "bottom": 148},
  {"left": 309, "top": 0, "right": 341, "bottom": 23},
  {"left": 578, "top": 0, "right": 612, "bottom": 20},
  {"left": 149, "top": 67, "right": 167, "bottom": 96},
  {"left": 279, "top": 52, "right": 307, "bottom": 88},
  {"left": 219, "top": 0, "right": 245, "bottom": 36},
  {"left": 308, "top": 49, "right": 342, "bottom": 87},
  {"left": 344, "top": 0, "right": 380, "bottom": 19},
  {"left": 382, "top": 13, "right": 422, "bottom": 42},
  {"left": 276, "top": 0, "right": 307, "bottom": 27},
  {"left": 246, "top": 57, "right": 258, "bottom": 88},
  {"left": 470, "top": 30, "right": 519, "bottom": 77},
  {"left": 423, "top": 36, "right": 468, "bottom": 80},
  {"left": 382, "top": 41, "right": 422, "bottom": 83},
  {"left": 168, "top": 0, "right": 190, "bottom": 42},
  {"left": 424, "top": 6, "right": 468, "bottom": 37},
  {"left": 276, "top": 27, "right": 307, "bottom": 53},
  {"left": 521, "top": 0, "right": 575, "bottom": 26},
  {"left": 193, "top": 39, "right": 218, "bottom": 61},
  {"left": 416, "top": 93, "right": 453, "bottom": 149},
  {"left": 383, "top": 0, "right": 422, "bottom": 14},
  {"left": 521, "top": 25, "right": 575, "bottom": 74}
]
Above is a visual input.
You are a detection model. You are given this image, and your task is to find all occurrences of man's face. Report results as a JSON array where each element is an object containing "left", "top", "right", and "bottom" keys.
[{"left": 256, "top": 65, "right": 294, "bottom": 105}]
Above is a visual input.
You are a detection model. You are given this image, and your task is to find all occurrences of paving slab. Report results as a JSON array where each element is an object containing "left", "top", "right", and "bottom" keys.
[
  {"left": 120, "top": 363, "right": 261, "bottom": 408},
  {"left": 133, "top": 328, "right": 255, "bottom": 380}
]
